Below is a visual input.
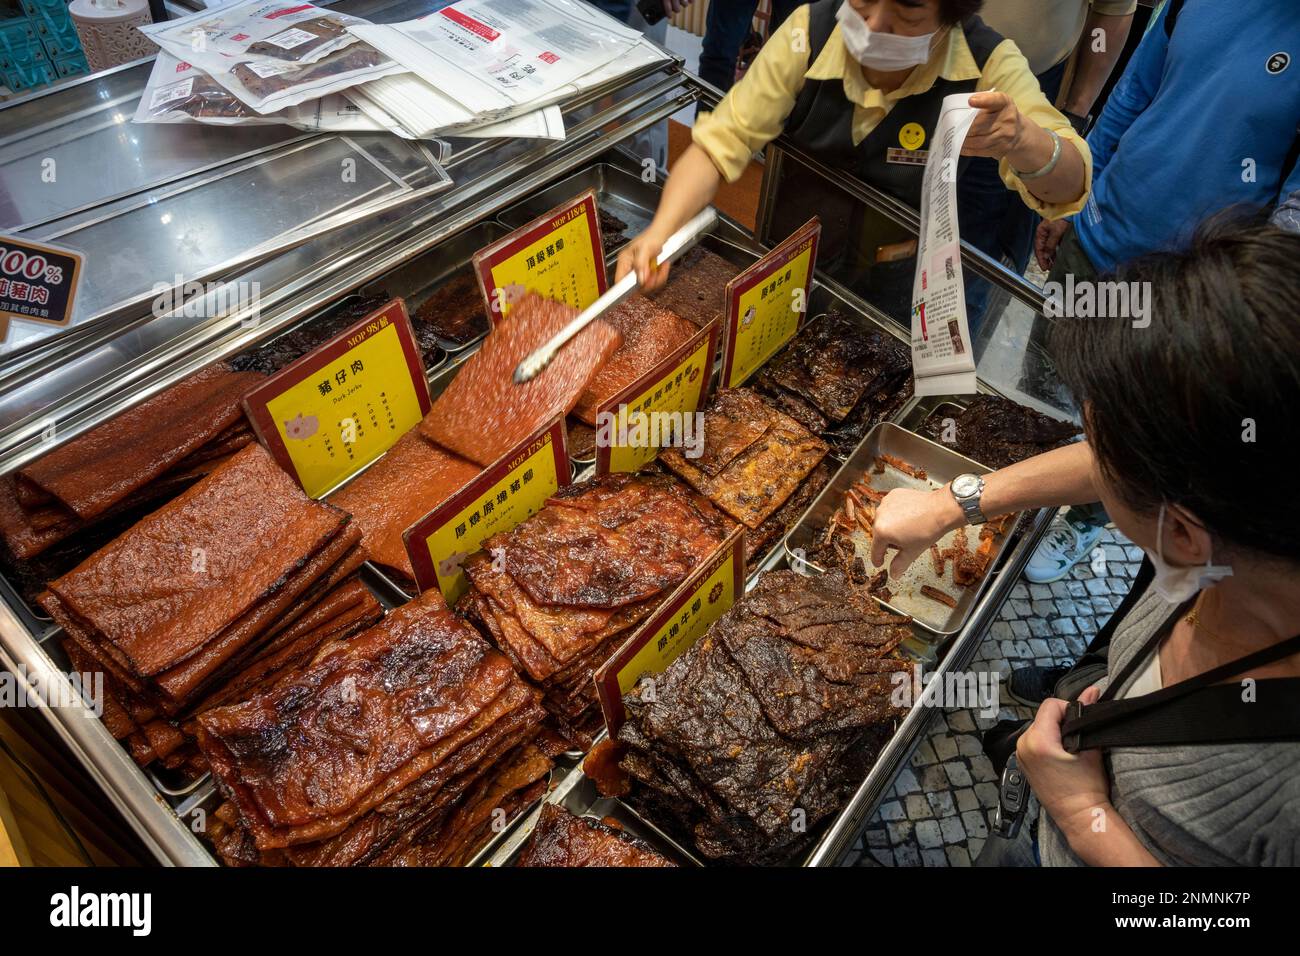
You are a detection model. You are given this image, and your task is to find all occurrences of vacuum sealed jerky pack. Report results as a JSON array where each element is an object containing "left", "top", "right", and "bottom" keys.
[
  {"left": 134, "top": 51, "right": 390, "bottom": 132},
  {"left": 141, "top": 2, "right": 406, "bottom": 113}
]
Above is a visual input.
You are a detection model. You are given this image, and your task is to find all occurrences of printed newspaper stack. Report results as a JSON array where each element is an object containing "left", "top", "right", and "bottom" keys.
[{"left": 133, "top": 0, "right": 671, "bottom": 142}]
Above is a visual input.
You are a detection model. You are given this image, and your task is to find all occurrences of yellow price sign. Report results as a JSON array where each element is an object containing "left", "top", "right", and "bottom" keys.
[
  {"left": 594, "top": 526, "right": 746, "bottom": 734},
  {"left": 594, "top": 318, "right": 720, "bottom": 475},
  {"left": 243, "top": 299, "right": 432, "bottom": 499},
  {"left": 472, "top": 189, "right": 607, "bottom": 323},
  {"left": 404, "top": 418, "right": 569, "bottom": 604},
  {"left": 721, "top": 217, "right": 821, "bottom": 388}
]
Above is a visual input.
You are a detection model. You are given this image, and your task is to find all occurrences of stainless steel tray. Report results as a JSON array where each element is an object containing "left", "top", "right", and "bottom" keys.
[{"left": 784, "top": 422, "right": 1019, "bottom": 638}]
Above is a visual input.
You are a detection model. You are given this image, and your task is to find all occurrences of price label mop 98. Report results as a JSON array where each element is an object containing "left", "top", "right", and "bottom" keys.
[
  {"left": 404, "top": 418, "right": 570, "bottom": 604},
  {"left": 911, "top": 94, "right": 980, "bottom": 396},
  {"left": 721, "top": 217, "right": 820, "bottom": 388},
  {"left": 594, "top": 526, "right": 746, "bottom": 734},
  {"left": 242, "top": 299, "right": 432, "bottom": 499},
  {"left": 472, "top": 189, "right": 607, "bottom": 323},
  {"left": 594, "top": 318, "right": 720, "bottom": 475}
]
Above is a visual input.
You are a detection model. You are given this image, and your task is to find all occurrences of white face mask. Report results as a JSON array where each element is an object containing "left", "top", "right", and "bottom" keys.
[
  {"left": 1144, "top": 503, "right": 1234, "bottom": 603},
  {"left": 835, "top": 2, "right": 936, "bottom": 71}
]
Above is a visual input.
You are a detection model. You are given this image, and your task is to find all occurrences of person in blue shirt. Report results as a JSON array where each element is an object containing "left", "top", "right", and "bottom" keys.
[{"left": 1018, "top": 0, "right": 1300, "bottom": 620}]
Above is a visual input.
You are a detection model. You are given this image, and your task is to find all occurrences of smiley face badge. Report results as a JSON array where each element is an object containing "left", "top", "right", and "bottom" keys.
[{"left": 899, "top": 122, "right": 926, "bottom": 151}]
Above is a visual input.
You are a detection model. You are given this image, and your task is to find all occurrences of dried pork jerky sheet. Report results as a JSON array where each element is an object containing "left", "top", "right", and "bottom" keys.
[
  {"left": 598, "top": 210, "right": 629, "bottom": 253},
  {"left": 918, "top": 394, "right": 1081, "bottom": 469},
  {"left": 197, "top": 588, "right": 547, "bottom": 852},
  {"left": 572, "top": 294, "right": 697, "bottom": 425},
  {"left": 457, "top": 473, "right": 731, "bottom": 743},
  {"left": 660, "top": 388, "right": 828, "bottom": 530},
  {"left": 327, "top": 430, "right": 481, "bottom": 587},
  {"left": 744, "top": 460, "right": 833, "bottom": 564},
  {"left": 230, "top": 293, "right": 391, "bottom": 375},
  {"left": 647, "top": 246, "right": 741, "bottom": 329},
  {"left": 515, "top": 803, "right": 675, "bottom": 867},
  {"left": 412, "top": 270, "right": 489, "bottom": 346},
  {"left": 45, "top": 442, "right": 347, "bottom": 679},
  {"left": 421, "top": 292, "right": 622, "bottom": 467},
  {"left": 15, "top": 363, "right": 262, "bottom": 521},
  {"left": 618, "top": 570, "right": 909, "bottom": 865},
  {"left": 754, "top": 311, "right": 914, "bottom": 457}
]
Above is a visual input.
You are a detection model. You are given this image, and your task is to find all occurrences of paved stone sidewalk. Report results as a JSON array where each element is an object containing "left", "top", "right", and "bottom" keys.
[{"left": 846, "top": 522, "right": 1144, "bottom": 867}]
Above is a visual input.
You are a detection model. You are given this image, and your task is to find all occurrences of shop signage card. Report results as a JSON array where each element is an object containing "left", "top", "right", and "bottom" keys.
[
  {"left": 404, "top": 417, "right": 569, "bottom": 604},
  {"left": 242, "top": 298, "right": 432, "bottom": 499},
  {"left": 594, "top": 525, "right": 746, "bottom": 734},
  {"left": 720, "top": 217, "right": 820, "bottom": 388},
  {"left": 593, "top": 317, "right": 720, "bottom": 476},
  {"left": 472, "top": 189, "right": 607, "bottom": 323},
  {"left": 0, "top": 235, "right": 84, "bottom": 348}
]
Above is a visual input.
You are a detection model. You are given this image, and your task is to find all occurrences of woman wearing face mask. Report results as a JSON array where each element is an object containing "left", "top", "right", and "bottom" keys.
[
  {"left": 618, "top": 0, "right": 1089, "bottom": 292},
  {"left": 868, "top": 214, "right": 1300, "bottom": 866}
]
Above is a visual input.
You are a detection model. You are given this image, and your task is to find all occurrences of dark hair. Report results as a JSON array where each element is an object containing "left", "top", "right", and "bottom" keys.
[
  {"left": 1049, "top": 210, "right": 1300, "bottom": 563},
  {"left": 940, "top": 0, "right": 983, "bottom": 23}
]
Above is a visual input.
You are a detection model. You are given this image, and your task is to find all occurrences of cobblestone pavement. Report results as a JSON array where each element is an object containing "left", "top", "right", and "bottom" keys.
[{"left": 845, "top": 522, "right": 1144, "bottom": 867}]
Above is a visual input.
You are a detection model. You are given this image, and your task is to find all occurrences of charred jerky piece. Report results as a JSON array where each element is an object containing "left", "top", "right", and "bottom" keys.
[
  {"left": 496, "top": 473, "right": 730, "bottom": 609},
  {"left": 16, "top": 363, "right": 262, "bottom": 521},
  {"left": 230, "top": 294, "right": 388, "bottom": 375},
  {"left": 647, "top": 246, "right": 740, "bottom": 329},
  {"left": 744, "top": 461, "right": 832, "bottom": 563},
  {"left": 197, "top": 588, "right": 528, "bottom": 843},
  {"left": 421, "top": 292, "right": 621, "bottom": 467},
  {"left": 919, "top": 394, "right": 1081, "bottom": 469},
  {"left": 572, "top": 295, "right": 696, "bottom": 425},
  {"left": 671, "top": 388, "right": 771, "bottom": 479},
  {"left": 516, "top": 803, "right": 675, "bottom": 867},
  {"left": 598, "top": 210, "right": 629, "bottom": 252},
  {"left": 47, "top": 443, "right": 348, "bottom": 678},
  {"left": 661, "top": 389, "right": 827, "bottom": 529},
  {"left": 413, "top": 271, "right": 489, "bottom": 346},
  {"left": 327, "top": 431, "right": 480, "bottom": 587},
  {"left": 566, "top": 418, "right": 597, "bottom": 460}
]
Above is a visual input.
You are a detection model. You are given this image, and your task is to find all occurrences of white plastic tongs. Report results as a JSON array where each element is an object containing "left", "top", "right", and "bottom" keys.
[{"left": 512, "top": 207, "right": 719, "bottom": 384}]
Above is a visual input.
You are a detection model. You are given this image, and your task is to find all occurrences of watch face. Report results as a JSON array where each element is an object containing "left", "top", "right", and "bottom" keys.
[{"left": 952, "top": 474, "right": 979, "bottom": 498}]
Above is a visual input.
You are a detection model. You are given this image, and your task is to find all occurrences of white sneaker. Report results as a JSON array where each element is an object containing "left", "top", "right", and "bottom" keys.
[{"left": 1024, "top": 515, "right": 1105, "bottom": 584}]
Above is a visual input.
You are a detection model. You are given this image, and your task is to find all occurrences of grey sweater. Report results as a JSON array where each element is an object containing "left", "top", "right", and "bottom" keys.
[{"left": 1039, "top": 586, "right": 1300, "bottom": 866}]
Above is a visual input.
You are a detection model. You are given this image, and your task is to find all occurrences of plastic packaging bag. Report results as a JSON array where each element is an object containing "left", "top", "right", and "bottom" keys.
[
  {"left": 140, "top": 1, "right": 405, "bottom": 113},
  {"left": 134, "top": 51, "right": 390, "bottom": 132}
]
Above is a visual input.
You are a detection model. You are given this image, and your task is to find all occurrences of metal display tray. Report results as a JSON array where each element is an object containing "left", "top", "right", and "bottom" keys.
[{"left": 783, "top": 422, "right": 1021, "bottom": 638}]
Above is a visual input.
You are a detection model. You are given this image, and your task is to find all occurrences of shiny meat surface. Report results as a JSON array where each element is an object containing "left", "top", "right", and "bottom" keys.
[
  {"left": 660, "top": 388, "right": 828, "bottom": 529},
  {"left": 618, "top": 570, "right": 909, "bottom": 865},
  {"left": 327, "top": 430, "right": 481, "bottom": 585},
  {"left": 515, "top": 803, "right": 675, "bottom": 867},
  {"left": 420, "top": 292, "right": 622, "bottom": 466},
  {"left": 197, "top": 588, "right": 545, "bottom": 850},
  {"left": 572, "top": 294, "right": 697, "bottom": 425},
  {"left": 47, "top": 443, "right": 348, "bottom": 678},
  {"left": 501, "top": 472, "right": 732, "bottom": 608},
  {"left": 16, "top": 363, "right": 262, "bottom": 520}
]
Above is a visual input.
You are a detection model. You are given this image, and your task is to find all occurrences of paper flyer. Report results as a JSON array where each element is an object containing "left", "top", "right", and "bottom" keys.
[{"left": 911, "top": 93, "right": 980, "bottom": 396}]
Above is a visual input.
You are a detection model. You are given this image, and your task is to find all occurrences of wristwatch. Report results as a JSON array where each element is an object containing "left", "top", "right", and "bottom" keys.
[{"left": 950, "top": 473, "right": 987, "bottom": 525}]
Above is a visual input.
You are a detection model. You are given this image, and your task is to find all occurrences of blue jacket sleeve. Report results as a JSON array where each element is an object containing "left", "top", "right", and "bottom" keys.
[{"left": 1086, "top": 1, "right": 1172, "bottom": 177}]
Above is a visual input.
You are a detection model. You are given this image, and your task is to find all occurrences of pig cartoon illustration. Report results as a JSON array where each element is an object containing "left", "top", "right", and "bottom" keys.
[{"left": 284, "top": 413, "right": 319, "bottom": 440}]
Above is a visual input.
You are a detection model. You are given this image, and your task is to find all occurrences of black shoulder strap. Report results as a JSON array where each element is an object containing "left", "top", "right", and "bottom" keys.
[
  {"left": 1163, "top": 0, "right": 1185, "bottom": 38},
  {"left": 1063, "top": 628, "right": 1300, "bottom": 752}
]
